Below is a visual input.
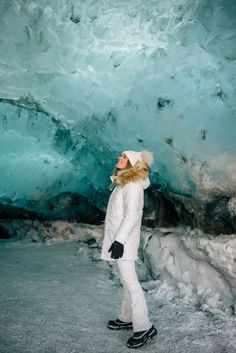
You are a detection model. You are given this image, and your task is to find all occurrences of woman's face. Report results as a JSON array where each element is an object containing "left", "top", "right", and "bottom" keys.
[{"left": 116, "top": 153, "right": 128, "bottom": 169}]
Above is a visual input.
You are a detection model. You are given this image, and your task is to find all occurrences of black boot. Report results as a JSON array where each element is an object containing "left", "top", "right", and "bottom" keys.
[
  {"left": 127, "top": 325, "right": 157, "bottom": 348},
  {"left": 107, "top": 319, "right": 133, "bottom": 330}
]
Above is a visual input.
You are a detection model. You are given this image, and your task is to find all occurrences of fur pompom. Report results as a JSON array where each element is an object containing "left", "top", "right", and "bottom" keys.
[{"left": 140, "top": 150, "right": 154, "bottom": 168}]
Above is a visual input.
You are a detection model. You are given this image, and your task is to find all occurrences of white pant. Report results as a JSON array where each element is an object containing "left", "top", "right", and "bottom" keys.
[{"left": 116, "top": 260, "right": 152, "bottom": 332}]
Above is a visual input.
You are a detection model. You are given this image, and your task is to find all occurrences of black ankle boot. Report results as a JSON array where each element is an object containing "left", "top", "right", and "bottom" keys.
[
  {"left": 127, "top": 325, "right": 157, "bottom": 348},
  {"left": 107, "top": 319, "right": 133, "bottom": 330}
]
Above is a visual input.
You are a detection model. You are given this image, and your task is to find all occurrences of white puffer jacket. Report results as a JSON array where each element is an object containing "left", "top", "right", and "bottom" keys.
[{"left": 100, "top": 166, "right": 150, "bottom": 261}]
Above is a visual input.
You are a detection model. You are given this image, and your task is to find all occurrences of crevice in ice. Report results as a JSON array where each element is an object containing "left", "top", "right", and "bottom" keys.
[{"left": 156, "top": 97, "right": 174, "bottom": 110}]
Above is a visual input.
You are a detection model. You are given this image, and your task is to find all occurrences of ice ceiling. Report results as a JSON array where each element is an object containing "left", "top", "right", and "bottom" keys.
[{"left": 0, "top": 0, "right": 236, "bottom": 233}]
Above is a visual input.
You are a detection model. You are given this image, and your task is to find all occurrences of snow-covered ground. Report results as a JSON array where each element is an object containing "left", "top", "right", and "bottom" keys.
[{"left": 0, "top": 238, "right": 236, "bottom": 353}]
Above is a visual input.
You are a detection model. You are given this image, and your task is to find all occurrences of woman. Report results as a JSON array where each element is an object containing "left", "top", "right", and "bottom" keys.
[{"left": 100, "top": 150, "right": 157, "bottom": 349}]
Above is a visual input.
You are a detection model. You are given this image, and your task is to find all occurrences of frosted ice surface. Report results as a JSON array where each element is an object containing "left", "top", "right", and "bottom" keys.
[
  {"left": 0, "top": 239, "right": 236, "bottom": 353},
  {"left": 0, "top": 2, "right": 235, "bottom": 347},
  {"left": 141, "top": 227, "right": 236, "bottom": 313},
  {"left": 0, "top": 0, "right": 236, "bottom": 321}
]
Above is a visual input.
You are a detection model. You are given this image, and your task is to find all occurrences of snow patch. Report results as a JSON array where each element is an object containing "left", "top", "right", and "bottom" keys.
[{"left": 141, "top": 226, "right": 236, "bottom": 314}]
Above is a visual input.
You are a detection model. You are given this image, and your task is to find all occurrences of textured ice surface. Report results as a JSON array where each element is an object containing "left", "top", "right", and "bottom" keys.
[
  {"left": 1, "top": 1, "right": 236, "bottom": 343},
  {"left": 0, "top": 239, "right": 236, "bottom": 353},
  {"left": 141, "top": 227, "right": 236, "bottom": 313},
  {"left": 1, "top": 222, "right": 235, "bottom": 313},
  {"left": 0, "top": 0, "right": 236, "bottom": 228}
]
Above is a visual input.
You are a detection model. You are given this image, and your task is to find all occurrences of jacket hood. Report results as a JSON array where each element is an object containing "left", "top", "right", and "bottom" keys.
[
  {"left": 109, "top": 161, "right": 150, "bottom": 190},
  {"left": 139, "top": 177, "right": 150, "bottom": 189}
]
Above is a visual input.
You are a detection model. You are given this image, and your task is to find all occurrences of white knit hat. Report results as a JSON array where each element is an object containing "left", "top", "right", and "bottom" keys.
[{"left": 123, "top": 150, "right": 154, "bottom": 168}]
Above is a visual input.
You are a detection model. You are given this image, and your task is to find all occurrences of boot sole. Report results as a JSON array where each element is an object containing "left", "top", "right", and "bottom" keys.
[{"left": 108, "top": 324, "right": 133, "bottom": 331}]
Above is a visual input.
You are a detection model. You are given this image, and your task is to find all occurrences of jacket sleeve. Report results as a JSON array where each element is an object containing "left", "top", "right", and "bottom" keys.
[{"left": 115, "top": 182, "right": 142, "bottom": 244}]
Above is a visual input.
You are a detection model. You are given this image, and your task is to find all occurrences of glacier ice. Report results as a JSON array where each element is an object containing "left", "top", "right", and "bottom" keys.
[
  {"left": 0, "top": 0, "right": 236, "bottom": 233},
  {"left": 0, "top": 0, "right": 236, "bottom": 314},
  {"left": 0, "top": 0, "right": 235, "bottom": 230}
]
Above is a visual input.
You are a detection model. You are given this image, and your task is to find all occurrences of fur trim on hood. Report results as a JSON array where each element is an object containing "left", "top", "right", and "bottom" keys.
[{"left": 109, "top": 161, "right": 149, "bottom": 190}]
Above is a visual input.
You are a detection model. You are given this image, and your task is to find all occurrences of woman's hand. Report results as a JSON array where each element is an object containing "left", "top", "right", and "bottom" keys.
[{"left": 108, "top": 241, "right": 124, "bottom": 259}]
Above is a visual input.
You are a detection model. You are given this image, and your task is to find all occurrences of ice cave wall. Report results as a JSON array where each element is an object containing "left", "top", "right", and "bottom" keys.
[
  {"left": 0, "top": 0, "right": 236, "bottom": 234},
  {"left": 141, "top": 227, "right": 236, "bottom": 313}
]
